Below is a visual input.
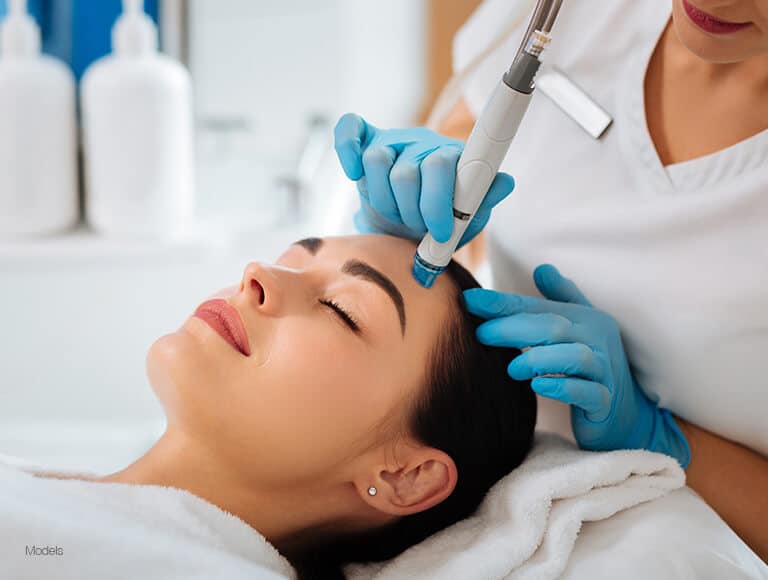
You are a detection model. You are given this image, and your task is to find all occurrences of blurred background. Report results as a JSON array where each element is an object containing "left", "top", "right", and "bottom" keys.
[{"left": 0, "top": 0, "right": 481, "bottom": 473}]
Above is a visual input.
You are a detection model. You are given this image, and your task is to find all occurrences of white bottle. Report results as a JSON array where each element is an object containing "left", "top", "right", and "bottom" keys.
[
  {"left": 0, "top": 0, "right": 78, "bottom": 237},
  {"left": 82, "top": 0, "right": 194, "bottom": 239}
]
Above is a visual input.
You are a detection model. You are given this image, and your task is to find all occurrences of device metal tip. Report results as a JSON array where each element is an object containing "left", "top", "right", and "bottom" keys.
[{"left": 412, "top": 254, "right": 444, "bottom": 288}]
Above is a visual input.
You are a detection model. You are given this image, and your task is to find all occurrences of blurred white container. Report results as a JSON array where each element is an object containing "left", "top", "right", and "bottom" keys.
[
  {"left": 82, "top": 0, "right": 194, "bottom": 239},
  {"left": 0, "top": 0, "right": 77, "bottom": 237},
  {"left": 187, "top": 0, "right": 426, "bottom": 229}
]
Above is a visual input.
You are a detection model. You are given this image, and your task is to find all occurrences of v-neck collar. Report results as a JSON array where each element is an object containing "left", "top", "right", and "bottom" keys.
[{"left": 617, "top": 3, "right": 768, "bottom": 195}]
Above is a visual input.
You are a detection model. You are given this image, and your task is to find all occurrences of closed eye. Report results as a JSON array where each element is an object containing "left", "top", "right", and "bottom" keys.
[{"left": 320, "top": 299, "right": 361, "bottom": 333}]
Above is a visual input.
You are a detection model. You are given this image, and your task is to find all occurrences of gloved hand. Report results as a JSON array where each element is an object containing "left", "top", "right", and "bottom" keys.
[
  {"left": 463, "top": 264, "right": 691, "bottom": 467},
  {"left": 334, "top": 113, "right": 515, "bottom": 247}
]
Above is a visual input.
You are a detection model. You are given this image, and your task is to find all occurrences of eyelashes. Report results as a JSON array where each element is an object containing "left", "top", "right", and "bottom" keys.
[{"left": 319, "top": 299, "right": 361, "bottom": 333}]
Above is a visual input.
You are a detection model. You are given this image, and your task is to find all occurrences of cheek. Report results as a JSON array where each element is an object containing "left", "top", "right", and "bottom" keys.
[
  {"left": 253, "top": 323, "right": 392, "bottom": 428},
  {"left": 226, "top": 321, "right": 407, "bottom": 478},
  {"left": 148, "top": 314, "right": 418, "bottom": 486}
]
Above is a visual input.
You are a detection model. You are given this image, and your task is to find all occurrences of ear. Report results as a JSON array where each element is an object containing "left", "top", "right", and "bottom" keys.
[{"left": 355, "top": 445, "right": 458, "bottom": 517}]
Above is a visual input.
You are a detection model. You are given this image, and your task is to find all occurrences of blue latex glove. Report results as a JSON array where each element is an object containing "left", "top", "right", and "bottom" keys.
[
  {"left": 334, "top": 113, "right": 515, "bottom": 247},
  {"left": 463, "top": 264, "right": 690, "bottom": 468}
]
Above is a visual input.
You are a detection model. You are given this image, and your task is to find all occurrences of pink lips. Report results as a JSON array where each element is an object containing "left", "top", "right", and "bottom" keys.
[
  {"left": 193, "top": 299, "right": 251, "bottom": 356},
  {"left": 682, "top": 0, "right": 752, "bottom": 34}
]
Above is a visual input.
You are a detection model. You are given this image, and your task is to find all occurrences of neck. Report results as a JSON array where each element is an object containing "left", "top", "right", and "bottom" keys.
[{"left": 96, "top": 427, "right": 372, "bottom": 559}]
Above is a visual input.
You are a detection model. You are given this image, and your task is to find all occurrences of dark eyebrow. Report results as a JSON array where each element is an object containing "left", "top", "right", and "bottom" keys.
[
  {"left": 292, "top": 237, "right": 406, "bottom": 336},
  {"left": 294, "top": 237, "right": 323, "bottom": 255},
  {"left": 342, "top": 260, "right": 406, "bottom": 336}
]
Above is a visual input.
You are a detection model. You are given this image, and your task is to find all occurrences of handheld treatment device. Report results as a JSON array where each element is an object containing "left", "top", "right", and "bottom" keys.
[{"left": 412, "top": 0, "right": 565, "bottom": 288}]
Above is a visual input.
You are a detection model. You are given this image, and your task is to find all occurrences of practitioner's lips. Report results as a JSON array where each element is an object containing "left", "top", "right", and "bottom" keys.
[
  {"left": 682, "top": 0, "right": 752, "bottom": 35},
  {"left": 193, "top": 299, "right": 251, "bottom": 356}
]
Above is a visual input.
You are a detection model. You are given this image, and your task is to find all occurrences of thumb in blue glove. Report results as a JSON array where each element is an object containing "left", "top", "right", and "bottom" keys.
[{"left": 464, "top": 265, "right": 691, "bottom": 467}]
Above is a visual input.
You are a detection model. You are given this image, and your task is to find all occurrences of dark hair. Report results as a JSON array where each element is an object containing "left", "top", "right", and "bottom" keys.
[{"left": 293, "top": 259, "right": 537, "bottom": 578}]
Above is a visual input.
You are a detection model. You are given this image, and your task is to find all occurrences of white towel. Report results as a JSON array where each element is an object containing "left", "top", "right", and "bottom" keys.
[
  {"left": 0, "top": 455, "right": 296, "bottom": 580},
  {"left": 345, "top": 433, "right": 685, "bottom": 580}
]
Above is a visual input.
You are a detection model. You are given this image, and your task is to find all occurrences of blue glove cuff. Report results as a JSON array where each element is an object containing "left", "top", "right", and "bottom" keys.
[
  {"left": 657, "top": 408, "right": 691, "bottom": 469},
  {"left": 629, "top": 395, "right": 690, "bottom": 468}
]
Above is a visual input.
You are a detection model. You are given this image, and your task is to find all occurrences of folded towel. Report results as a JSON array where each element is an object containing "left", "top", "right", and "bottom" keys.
[{"left": 345, "top": 433, "right": 685, "bottom": 580}]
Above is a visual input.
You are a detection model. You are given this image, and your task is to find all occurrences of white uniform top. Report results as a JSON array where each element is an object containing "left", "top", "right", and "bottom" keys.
[{"left": 454, "top": 0, "right": 768, "bottom": 456}]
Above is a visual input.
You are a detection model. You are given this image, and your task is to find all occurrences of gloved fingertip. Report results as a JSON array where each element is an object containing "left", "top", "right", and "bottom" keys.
[
  {"left": 530, "top": 376, "right": 544, "bottom": 390},
  {"left": 475, "top": 325, "right": 493, "bottom": 345},
  {"left": 496, "top": 172, "right": 516, "bottom": 194},
  {"left": 462, "top": 287, "right": 485, "bottom": 300},
  {"left": 474, "top": 317, "right": 504, "bottom": 343},
  {"left": 334, "top": 112, "right": 361, "bottom": 126},
  {"left": 533, "top": 264, "right": 592, "bottom": 306},
  {"left": 334, "top": 113, "right": 369, "bottom": 180},
  {"left": 420, "top": 194, "right": 454, "bottom": 243},
  {"left": 534, "top": 263, "right": 561, "bottom": 279},
  {"left": 506, "top": 359, "right": 529, "bottom": 381},
  {"left": 336, "top": 144, "right": 364, "bottom": 180},
  {"left": 430, "top": 222, "right": 452, "bottom": 244},
  {"left": 533, "top": 263, "right": 562, "bottom": 290},
  {"left": 481, "top": 172, "right": 516, "bottom": 208},
  {"left": 531, "top": 377, "right": 559, "bottom": 397},
  {"left": 335, "top": 112, "right": 375, "bottom": 139},
  {"left": 465, "top": 289, "right": 519, "bottom": 318},
  {"left": 462, "top": 288, "right": 496, "bottom": 312}
]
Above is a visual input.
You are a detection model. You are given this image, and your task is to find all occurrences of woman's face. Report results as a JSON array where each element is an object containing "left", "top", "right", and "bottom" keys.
[
  {"left": 672, "top": 0, "right": 768, "bottom": 62},
  {"left": 146, "top": 234, "right": 456, "bottom": 490}
]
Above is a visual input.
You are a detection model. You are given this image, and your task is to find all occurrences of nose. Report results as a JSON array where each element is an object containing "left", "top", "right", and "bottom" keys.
[{"left": 239, "top": 261, "right": 286, "bottom": 314}]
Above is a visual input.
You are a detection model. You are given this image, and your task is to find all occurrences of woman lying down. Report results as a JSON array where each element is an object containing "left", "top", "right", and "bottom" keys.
[{"left": 0, "top": 234, "right": 537, "bottom": 580}]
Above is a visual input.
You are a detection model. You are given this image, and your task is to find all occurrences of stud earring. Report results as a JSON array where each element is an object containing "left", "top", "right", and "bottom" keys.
[{"left": 367, "top": 486, "right": 377, "bottom": 496}]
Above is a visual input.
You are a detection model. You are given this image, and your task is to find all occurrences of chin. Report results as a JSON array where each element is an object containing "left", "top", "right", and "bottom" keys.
[
  {"left": 676, "top": 32, "right": 752, "bottom": 62},
  {"left": 672, "top": 5, "right": 758, "bottom": 63},
  {"left": 146, "top": 329, "right": 215, "bottom": 425}
]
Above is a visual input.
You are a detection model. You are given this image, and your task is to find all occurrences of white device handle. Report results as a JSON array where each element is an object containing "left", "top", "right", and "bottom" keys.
[{"left": 416, "top": 80, "right": 532, "bottom": 268}]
